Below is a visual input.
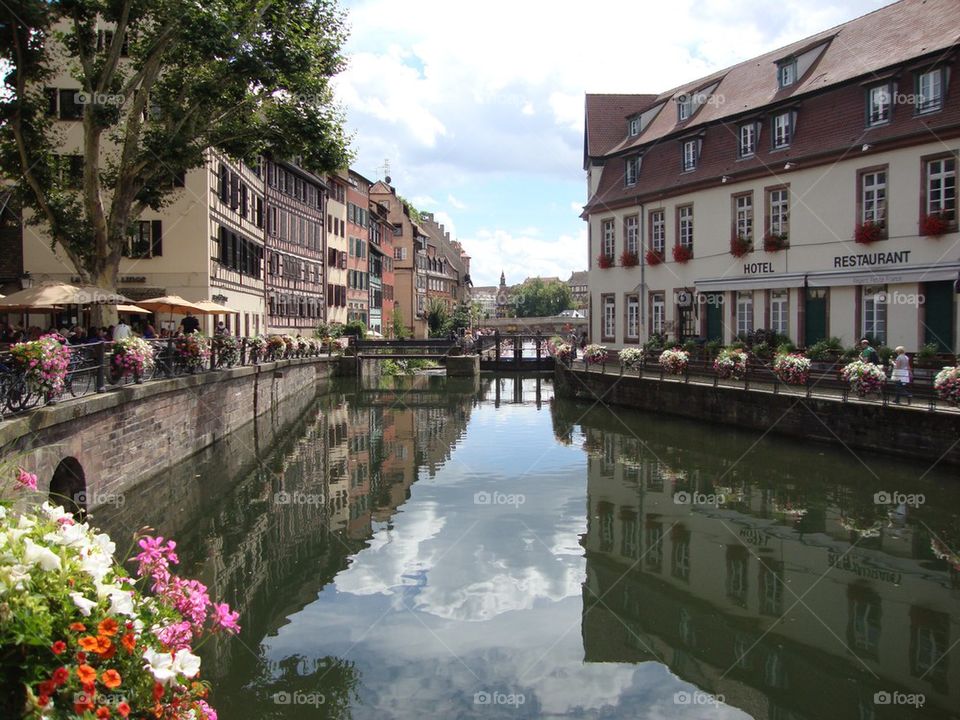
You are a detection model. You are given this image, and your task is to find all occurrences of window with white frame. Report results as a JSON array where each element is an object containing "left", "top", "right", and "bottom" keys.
[
  {"left": 770, "top": 290, "right": 788, "bottom": 335},
  {"left": 778, "top": 60, "right": 796, "bottom": 88},
  {"left": 629, "top": 116, "right": 641, "bottom": 136},
  {"left": 736, "top": 291, "right": 754, "bottom": 337},
  {"left": 625, "top": 156, "right": 639, "bottom": 185},
  {"left": 625, "top": 215, "right": 639, "bottom": 255},
  {"left": 627, "top": 295, "right": 640, "bottom": 339},
  {"left": 862, "top": 285, "right": 887, "bottom": 345},
  {"left": 917, "top": 69, "right": 944, "bottom": 114},
  {"left": 867, "top": 84, "right": 891, "bottom": 125},
  {"left": 739, "top": 123, "right": 757, "bottom": 158},
  {"left": 773, "top": 112, "right": 792, "bottom": 149},
  {"left": 677, "top": 95, "right": 692, "bottom": 121},
  {"left": 651, "top": 293, "right": 665, "bottom": 335},
  {"left": 603, "top": 295, "right": 616, "bottom": 339},
  {"left": 602, "top": 219, "right": 616, "bottom": 257},
  {"left": 768, "top": 189, "right": 789, "bottom": 236},
  {"left": 926, "top": 157, "right": 956, "bottom": 220},
  {"left": 861, "top": 170, "right": 887, "bottom": 225},
  {"left": 682, "top": 139, "right": 698, "bottom": 172},
  {"left": 650, "top": 210, "right": 665, "bottom": 254},
  {"left": 678, "top": 205, "right": 694, "bottom": 249},
  {"left": 735, "top": 194, "right": 753, "bottom": 241}
]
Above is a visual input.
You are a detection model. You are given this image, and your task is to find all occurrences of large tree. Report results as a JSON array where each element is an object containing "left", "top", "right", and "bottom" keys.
[
  {"left": 0, "top": 0, "right": 352, "bottom": 321},
  {"left": 513, "top": 278, "right": 573, "bottom": 318}
]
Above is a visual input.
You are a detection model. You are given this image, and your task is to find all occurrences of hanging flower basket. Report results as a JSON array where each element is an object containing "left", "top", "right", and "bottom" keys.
[
  {"left": 597, "top": 254, "right": 614, "bottom": 269},
  {"left": 618, "top": 347, "right": 645, "bottom": 369},
  {"left": 713, "top": 347, "right": 748, "bottom": 379},
  {"left": 619, "top": 250, "right": 640, "bottom": 267},
  {"left": 763, "top": 231, "right": 789, "bottom": 252},
  {"left": 111, "top": 336, "right": 155, "bottom": 378},
  {"left": 730, "top": 234, "right": 752, "bottom": 258},
  {"left": 921, "top": 212, "right": 951, "bottom": 237},
  {"left": 645, "top": 249, "right": 664, "bottom": 266},
  {"left": 931, "top": 537, "right": 960, "bottom": 572},
  {"left": 174, "top": 332, "right": 211, "bottom": 372},
  {"left": 854, "top": 220, "right": 885, "bottom": 244},
  {"left": 773, "top": 352, "right": 810, "bottom": 385},
  {"left": 840, "top": 359, "right": 886, "bottom": 397},
  {"left": 934, "top": 365, "right": 960, "bottom": 405},
  {"left": 249, "top": 334, "right": 268, "bottom": 362},
  {"left": 10, "top": 334, "right": 72, "bottom": 396},
  {"left": 213, "top": 334, "right": 240, "bottom": 367},
  {"left": 659, "top": 347, "right": 689, "bottom": 375},
  {"left": 583, "top": 344, "right": 609, "bottom": 364},
  {"left": 547, "top": 336, "right": 573, "bottom": 363},
  {"left": 672, "top": 244, "right": 693, "bottom": 263},
  {"left": 266, "top": 335, "right": 286, "bottom": 360}
]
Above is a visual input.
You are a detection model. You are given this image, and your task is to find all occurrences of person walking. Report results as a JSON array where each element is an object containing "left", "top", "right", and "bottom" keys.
[
  {"left": 859, "top": 338, "right": 880, "bottom": 364},
  {"left": 890, "top": 346, "right": 912, "bottom": 404}
]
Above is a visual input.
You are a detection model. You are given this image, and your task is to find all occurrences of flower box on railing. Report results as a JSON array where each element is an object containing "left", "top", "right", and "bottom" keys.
[
  {"left": 730, "top": 234, "right": 752, "bottom": 258},
  {"left": 597, "top": 254, "right": 614, "bottom": 269},
  {"left": 645, "top": 249, "right": 664, "bottom": 266},
  {"left": 854, "top": 220, "right": 885, "bottom": 244},
  {"left": 672, "top": 244, "right": 693, "bottom": 263},
  {"left": 763, "top": 231, "right": 789, "bottom": 252},
  {"left": 620, "top": 250, "right": 640, "bottom": 267}
]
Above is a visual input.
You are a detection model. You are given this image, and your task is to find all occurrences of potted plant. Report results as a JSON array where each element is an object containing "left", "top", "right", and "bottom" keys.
[
  {"left": 111, "top": 336, "right": 155, "bottom": 379},
  {"left": 672, "top": 244, "right": 693, "bottom": 263},
  {"left": 174, "top": 332, "right": 211, "bottom": 372},
  {"left": 645, "top": 249, "right": 664, "bottom": 266},
  {"left": 213, "top": 334, "right": 240, "bottom": 367},
  {"left": 773, "top": 352, "right": 811, "bottom": 385},
  {"left": 921, "top": 212, "right": 951, "bottom": 238},
  {"left": 10, "top": 333, "right": 72, "bottom": 397},
  {"left": 854, "top": 220, "right": 885, "bottom": 244},
  {"left": 620, "top": 249, "right": 640, "bottom": 267},
  {"left": 547, "top": 336, "right": 573, "bottom": 364},
  {"left": 934, "top": 365, "right": 960, "bottom": 405},
  {"left": 583, "top": 344, "right": 609, "bottom": 364},
  {"left": 618, "top": 347, "right": 645, "bottom": 369},
  {"left": 840, "top": 359, "right": 886, "bottom": 397},
  {"left": 730, "top": 234, "right": 752, "bottom": 257},
  {"left": 597, "top": 253, "right": 614, "bottom": 269},
  {"left": 249, "top": 334, "right": 268, "bottom": 362},
  {"left": 763, "top": 230, "right": 789, "bottom": 252},
  {"left": 658, "top": 347, "right": 689, "bottom": 375},
  {"left": 714, "top": 347, "right": 748, "bottom": 379}
]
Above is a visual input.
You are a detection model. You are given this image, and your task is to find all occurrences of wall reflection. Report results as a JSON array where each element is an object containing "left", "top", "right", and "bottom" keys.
[{"left": 567, "top": 400, "right": 960, "bottom": 720}]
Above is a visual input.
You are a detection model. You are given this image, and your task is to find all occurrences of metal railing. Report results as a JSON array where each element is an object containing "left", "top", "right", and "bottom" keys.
[
  {"left": 564, "top": 354, "right": 956, "bottom": 413},
  {"left": 0, "top": 337, "right": 332, "bottom": 420}
]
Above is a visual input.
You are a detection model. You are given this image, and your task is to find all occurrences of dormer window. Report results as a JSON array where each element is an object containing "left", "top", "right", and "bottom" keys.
[
  {"left": 772, "top": 111, "right": 794, "bottom": 149},
  {"left": 739, "top": 122, "right": 759, "bottom": 158},
  {"left": 677, "top": 94, "right": 693, "bottom": 122},
  {"left": 778, "top": 59, "right": 797, "bottom": 88},
  {"left": 867, "top": 83, "right": 892, "bottom": 126},
  {"left": 681, "top": 139, "right": 700, "bottom": 172},
  {"left": 625, "top": 156, "right": 640, "bottom": 186},
  {"left": 628, "top": 116, "right": 641, "bottom": 136},
  {"left": 917, "top": 68, "right": 945, "bottom": 114}
]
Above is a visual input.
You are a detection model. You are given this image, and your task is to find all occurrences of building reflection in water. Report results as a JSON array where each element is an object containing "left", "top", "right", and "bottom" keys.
[{"left": 565, "top": 400, "right": 960, "bottom": 720}]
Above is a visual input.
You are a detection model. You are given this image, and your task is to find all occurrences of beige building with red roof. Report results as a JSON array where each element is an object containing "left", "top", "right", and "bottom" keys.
[{"left": 583, "top": 0, "right": 960, "bottom": 353}]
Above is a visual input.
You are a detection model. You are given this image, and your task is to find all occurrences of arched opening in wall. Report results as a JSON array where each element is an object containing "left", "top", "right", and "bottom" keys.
[{"left": 49, "top": 457, "right": 86, "bottom": 517}]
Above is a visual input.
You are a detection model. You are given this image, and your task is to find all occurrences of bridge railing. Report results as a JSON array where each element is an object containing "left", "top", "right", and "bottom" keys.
[
  {"left": 352, "top": 338, "right": 462, "bottom": 358},
  {"left": 475, "top": 332, "right": 553, "bottom": 365},
  {"left": 0, "top": 335, "right": 332, "bottom": 420}
]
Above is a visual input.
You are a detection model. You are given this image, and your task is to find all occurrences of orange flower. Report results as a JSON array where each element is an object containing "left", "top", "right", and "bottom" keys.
[
  {"left": 121, "top": 633, "right": 136, "bottom": 653},
  {"left": 117, "top": 702, "right": 131, "bottom": 718},
  {"left": 77, "top": 664, "right": 97, "bottom": 684},
  {"left": 94, "top": 635, "right": 113, "bottom": 655},
  {"left": 78, "top": 636, "right": 99, "bottom": 652},
  {"left": 69, "top": 622, "right": 87, "bottom": 632},
  {"left": 100, "top": 669, "right": 122, "bottom": 689},
  {"left": 152, "top": 682, "right": 165, "bottom": 701},
  {"left": 96, "top": 707, "right": 111, "bottom": 719},
  {"left": 97, "top": 618, "right": 119, "bottom": 637},
  {"left": 152, "top": 701, "right": 164, "bottom": 718}
]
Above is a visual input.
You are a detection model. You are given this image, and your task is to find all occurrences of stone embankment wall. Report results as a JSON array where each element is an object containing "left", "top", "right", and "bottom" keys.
[{"left": 554, "top": 366, "right": 960, "bottom": 466}]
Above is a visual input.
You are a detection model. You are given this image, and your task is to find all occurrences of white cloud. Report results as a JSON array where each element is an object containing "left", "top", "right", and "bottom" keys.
[
  {"left": 465, "top": 227, "right": 587, "bottom": 286},
  {"left": 446, "top": 193, "right": 466, "bottom": 210}
]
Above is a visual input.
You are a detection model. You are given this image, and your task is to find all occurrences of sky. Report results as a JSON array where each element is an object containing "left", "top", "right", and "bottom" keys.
[{"left": 334, "top": 0, "right": 896, "bottom": 287}]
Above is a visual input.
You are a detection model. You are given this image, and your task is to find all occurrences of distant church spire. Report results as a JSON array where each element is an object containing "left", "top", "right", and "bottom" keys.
[{"left": 499, "top": 270, "right": 506, "bottom": 287}]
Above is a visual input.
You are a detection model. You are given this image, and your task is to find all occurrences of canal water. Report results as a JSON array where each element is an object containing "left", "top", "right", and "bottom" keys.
[{"left": 100, "top": 375, "right": 960, "bottom": 720}]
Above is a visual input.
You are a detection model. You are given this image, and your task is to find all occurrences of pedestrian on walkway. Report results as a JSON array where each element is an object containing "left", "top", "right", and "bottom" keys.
[
  {"left": 890, "top": 346, "right": 912, "bottom": 404},
  {"left": 859, "top": 338, "right": 880, "bottom": 364}
]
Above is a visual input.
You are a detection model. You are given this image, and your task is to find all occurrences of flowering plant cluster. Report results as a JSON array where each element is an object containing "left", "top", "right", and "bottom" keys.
[
  {"left": 934, "top": 365, "right": 960, "bottom": 405},
  {"left": 841, "top": 359, "right": 886, "bottom": 397},
  {"left": 645, "top": 249, "right": 664, "bottom": 266},
  {"left": 111, "top": 337, "right": 155, "bottom": 378},
  {"left": 931, "top": 537, "right": 960, "bottom": 572},
  {"left": 618, "top": 347, "right": 645, "bottom": 369},
  {"left": 921, "top": 212, "right": 950, "bottom": 238},
  {"left": 772, "top": 501, "right": 808, "bottom": 519},
  {"left": 248, "top": 335, "right": 268, "bottom": 361},
  {"left": 619, "top": 250, "right": 640, "bottom": 267},
  {"left": 547, "top": 337, "right": 572, "bottom": 363},
  {"left": 583, "top": 344, "right": 609, "bottom": 365},
  {"left": 672, "top": 244, "right": 693, "bottom": 263},
  {"left": 729, "top": 234, "right": 752, "bottom": 258},
  {"left": 174, "top": 332, "right": 211, "bottom": 372},
  {"left": 713, "top": 348, "right": 748, "bottom": 379},
  {"left": 839, "top": 515, "right": 881, "bottom": 538},
  {"left": 773, "top": 352, "right": 810, "bottom": 386},
  {"left": 596, "top": 254, "right": 614, "bottom": 269},
  {"left": 763, "top": 231, "right": 789, "bottom": 252},
  {"left": 10, "top": 334, "right": 72, "bottom": 396},
  {"left": 265, "top": 335, "right": 286, "bottom": 360},
  {"left": 0, "top": 488, "right": 239, "bottom": 719},
  {"left": 854, "top": 220, "right": 885, "bottom": 244},
  {"left": 658, "top": 348, "right": 689, "bottom": 375},
  {"left": 213, "top": 335, "right": 240, "bottom": 367}
]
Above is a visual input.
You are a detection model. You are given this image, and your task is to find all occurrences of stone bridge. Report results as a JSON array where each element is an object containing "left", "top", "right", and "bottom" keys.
[{"left": 0, "top": 357, "right": 339, "bottom": 512}]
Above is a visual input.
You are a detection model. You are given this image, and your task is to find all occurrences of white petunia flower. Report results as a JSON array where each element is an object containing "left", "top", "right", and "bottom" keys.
[
  {"left": 172, "top": 648, "right": 202, "bottom": 678},
  {"left": 106, "top": 587, "right": 136, "bottom": 617},
  {"left": 69, "top": 592, "right": 97, "bottom": 616},
  {"left": 22, "top": 538, "right": 61, "bottom": 571},
  {"left": 143, "top": 647, "right": 176, "bottom": 684}
]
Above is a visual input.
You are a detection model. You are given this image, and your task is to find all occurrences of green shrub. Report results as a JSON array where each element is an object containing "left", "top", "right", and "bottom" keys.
[
  {"left": 918, "top": 342, "right": 940, "bottom": 359},
  {"left": 704, "top": 339, "right": 723, "bottom": 356},
  {"left": 342, "top": 320, "right": 367, "bottom": 339}
]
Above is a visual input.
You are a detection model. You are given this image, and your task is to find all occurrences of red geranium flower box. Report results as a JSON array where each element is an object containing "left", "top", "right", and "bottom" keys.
[
  {"left": 645, "top": 249, "right": 664, "bottom": 266},
  {"left": 672, "top": 244, "right": 693, "bottom": 263},
  {"left": 921, "top": 213, "right": 951, "bottom": 238},
  {"left": 597, "top": 254, "right": 614, "bottom": 269},
  {"left": 854, "top": 221, "right": 885, "bottom": 244},
  {"left": 620, "top": 250, "right": 640, "bottom": 267},
  {"left": 763, "top": 231, "right": 789, "bottom": 252},
  {"left": 730, "top": 234, "right": 752, "bottom": 257}
]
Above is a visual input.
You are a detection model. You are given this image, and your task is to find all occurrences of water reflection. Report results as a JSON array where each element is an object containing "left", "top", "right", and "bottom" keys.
[{"left": 567, "top": 401, "right": 960, "bottom": 720}]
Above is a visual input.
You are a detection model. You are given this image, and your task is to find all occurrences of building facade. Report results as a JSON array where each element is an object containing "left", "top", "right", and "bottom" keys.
[
  {"left": 325, "top": 175, "right": 349, "bottom": 326},
  {"left": 584, "top": 0, "right": 960, "bottom": 353},
  {"left": 367, "top": 199, "right": 394, "bottom": 335},
  {"left": 263, "top": 158, "right": 326, "bottom": 334},
  {"left": 346, "top": 171, "right": 371, "bottom": 327}
]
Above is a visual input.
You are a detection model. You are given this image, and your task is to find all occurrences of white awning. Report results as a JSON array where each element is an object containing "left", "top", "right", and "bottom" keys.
[
  {"left": 695, "top": 273, "right": 807, "bottom": 291},
  {"left": 695, "top": 263, "right": 960, "bottom": 292}
]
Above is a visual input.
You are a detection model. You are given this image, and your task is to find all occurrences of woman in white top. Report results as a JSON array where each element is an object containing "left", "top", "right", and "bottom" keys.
[{"left": 890, "top": 346, "right": 912, "bottom": 404}]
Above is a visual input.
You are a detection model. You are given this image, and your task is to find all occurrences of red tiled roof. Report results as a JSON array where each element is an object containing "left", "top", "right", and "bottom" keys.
[
  {"left": 606, "top": 0, "right": 960, "bottom": 155},
  {"left": 584, "top": 93, "right": 659, "bottom": 163}
]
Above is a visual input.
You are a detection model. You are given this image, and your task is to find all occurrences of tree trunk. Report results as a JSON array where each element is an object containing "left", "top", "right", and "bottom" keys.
[{"left": 88, "top": 264, "right": 120, "bottom": 329}]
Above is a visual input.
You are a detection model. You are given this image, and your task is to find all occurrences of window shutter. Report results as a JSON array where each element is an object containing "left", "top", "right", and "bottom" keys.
[
  {"left": 45, "top": 88, "right": 57, "bottom": 116},
  {"left": 230, "top": 173, "right": 239, "bottom": 210},
  {"left": 150, "top": 221, "right": 163, "bottom": 257},
  {"left": 218, "top": 164, "right": 228, "bottom": 202},
  {"left": 219, "top": 226, "right": 228, "bottom": 264}
]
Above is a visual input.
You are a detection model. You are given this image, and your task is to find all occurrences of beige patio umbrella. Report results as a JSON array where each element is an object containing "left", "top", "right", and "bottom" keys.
[
  {"left": 191, "top": 300, "right": 240, "bottom": 315},
  {"left": 134, "top": 295, "right": 206, "bottom": 315},
  {"left": 116, "top": 304, "right": 151, "bottom": 314},
  {"left": 0, "top": 282, "right": 130, "bottom": 310}
]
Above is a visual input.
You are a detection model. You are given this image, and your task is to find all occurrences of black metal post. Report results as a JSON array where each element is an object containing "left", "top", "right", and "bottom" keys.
[{"left": 95, "top": 341, "right": 107, "bottom": 393}]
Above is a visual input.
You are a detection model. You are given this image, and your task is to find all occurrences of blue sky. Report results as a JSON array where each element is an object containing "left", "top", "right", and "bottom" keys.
[{"left": 334, "top": 0, "right": 894, "bottom": 287}]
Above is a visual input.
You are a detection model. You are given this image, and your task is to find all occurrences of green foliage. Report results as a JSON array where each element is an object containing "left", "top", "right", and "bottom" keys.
[
  {"left": 397, "top": 195, "right": 422, "bottom": 223},
  {"left": 342, "top": 320, "right": 367, "bottom": 339},
  {"left": 806, "top": 337, "right": 845, "bottom": 360},
  {"left": 451, "top": 302, "right": 471, "bottom": 332},
  {"left": 512, "top": 279, "right": 574, "bottom": 318},
  {"left": 392, "top": 307, "right": 410, "bottom": 339},
  {"left": 426, "top": 297, "right": 451, "bottom": 337},
  {"left": 0, "top": 0, "right": 353, "bottom": 288},
  {"left": 681, "top": 339, "right": 699, "bottom": 354},
  {"left": 776, "top": 340, "right": 796, "bottom": 354},
  {"left": 918, "top": 342, "right": 940, "bottom": 359},
  {"left": 380, "top": 358, "right": 438, "bottom": 376},
  {"left": 877, "top": 345, "right": 894, "bottom": 364},
  {"left": 704, "top": 339, "right": 723, "bottom": 356},
  {"left": 643, "top": 332, "right": 668, "bottom": 353}
]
